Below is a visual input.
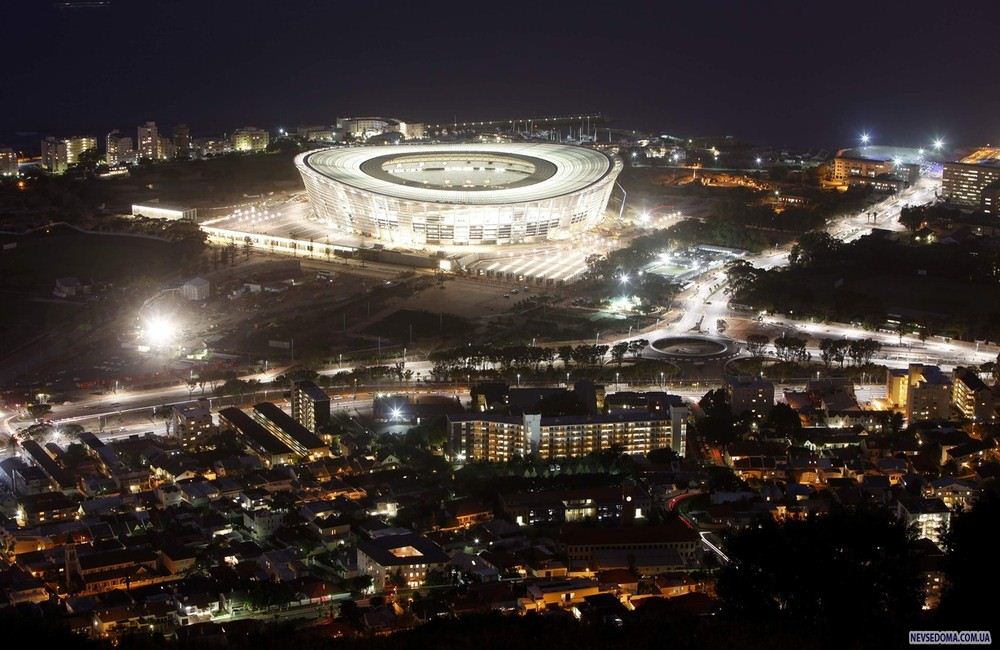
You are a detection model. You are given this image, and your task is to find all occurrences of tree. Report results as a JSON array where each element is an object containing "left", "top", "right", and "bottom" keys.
[
  {"left": 557, "top": 345, "right": 574, "bottom": 369},
  {"left": 788, "top": 231, "right": 840, "bottom": 267},
  {"left": 940, "top": 491, "right": 1000, "bottom": 626},
  {"left": 610, "top": 342, "right": 629, "bottom": 367},
  {"left": 696, "top": 389, "right": 737, "bottom": 445},
  {"left": 717, "top": 509, "right": 922, "bottom": 643},
  {"left": 27, "top": 403, "right": 52, "bottom": 419},
  {"left": 764, "top": 403, "right": 803, "bottom": 440},
  {"left": 745, "top": 334, "right": 769, "bottom": 359},
  {"left": 628, "top": 338, "right": 648, "bottom": 360}
]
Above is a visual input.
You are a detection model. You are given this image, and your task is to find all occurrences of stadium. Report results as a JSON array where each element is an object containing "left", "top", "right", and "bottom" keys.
[{"left": 294, "top": 143, "right": 622, "bottom": 247}]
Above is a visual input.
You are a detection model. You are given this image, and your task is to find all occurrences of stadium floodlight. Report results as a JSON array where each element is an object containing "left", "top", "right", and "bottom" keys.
[
  {"left": 143, "top": 315, "right": 177, "bottom": 348},
  {"left": 860, "top": 133, "right": 871, "bottom": 145},
  {"left": 933, "top": 138, "right": 944, "bottom": 151}
]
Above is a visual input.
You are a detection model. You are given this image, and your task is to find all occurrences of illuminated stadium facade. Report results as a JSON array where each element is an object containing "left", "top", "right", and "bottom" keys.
[{"left": 295, "top": 143, "right": 622, "bottom": 247}]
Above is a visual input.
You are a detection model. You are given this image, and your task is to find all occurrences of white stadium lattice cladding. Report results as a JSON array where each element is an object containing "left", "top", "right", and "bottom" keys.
[{"left": 295, "top": 143, "right": 622, "bottom": 247}]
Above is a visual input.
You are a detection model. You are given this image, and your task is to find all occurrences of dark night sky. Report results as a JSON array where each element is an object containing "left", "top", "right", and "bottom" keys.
[{"left": 2, "top": 0, "right": 999, "bottom": 149}]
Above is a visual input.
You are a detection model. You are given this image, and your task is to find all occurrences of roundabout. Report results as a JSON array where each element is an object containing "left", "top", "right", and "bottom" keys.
[{"left": 644, "top": 335, "right": 742, "bottom": 363}]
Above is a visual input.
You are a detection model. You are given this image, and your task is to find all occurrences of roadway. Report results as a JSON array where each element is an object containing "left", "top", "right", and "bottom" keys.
[
  {"left": 2, "top": 178, "right": 986, "bottom": 443},
  {"left": 635, "top": 177, "right": 997, "bottom": 370}
]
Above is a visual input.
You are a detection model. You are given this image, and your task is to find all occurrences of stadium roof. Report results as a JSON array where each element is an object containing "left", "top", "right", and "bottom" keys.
[{"left": 297, "top": 143, "right": 617, "bottom": 206}]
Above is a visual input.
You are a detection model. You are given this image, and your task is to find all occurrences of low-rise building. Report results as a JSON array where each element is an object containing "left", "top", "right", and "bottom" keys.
[
  {"left": 897, "top": 497, "right": 951, "bottom": 548},
  {"left": 232, "top": 127, "right": 269, "bottom": 152},
  {"left": 252, "top": 402, "right": 331, "bottom": 460},
  {"left": 501, "top": 485, "right": 649, "bottom": 526},
  {"left": 218, "top": 407, "right": 296, "bottom": 467},
  {"left": 449, "top": 408, "right": 687, "bottom": 462},
  {"left": 356, "top": 533, "right": 449, "bottom": 591},
  {"left": 558, "top": 521, "right": 701, "bottom": 571}
]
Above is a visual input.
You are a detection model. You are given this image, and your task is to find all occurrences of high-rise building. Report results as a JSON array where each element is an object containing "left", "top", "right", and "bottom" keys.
[
  {"left": 137, "top": 121, "right": 159, "bottom": 160},
  {"left": 0, "top": 148, "right": 17, "bottom": 176},
  {"left": 952, "top": 367, "right": 995, "bottom": 423},
  {"left": 725, "top": 376, "right": 775, "bottom": 419},
  {"left": 887, "top": 364, "right": 953, "bottom": 422},
  {"left": 65, "top": 135, "right": 97, "bottom": 166},
  {"left": 942, "top": 148, "right": 1000, "bottom": 214},
  {"left": 173, "top": 123, "right": 191, "bottom": 158},
  {"left": 170, "top": 399, "right": 214, "bottom": 449},
  {"left": 41, "top": 135, "right": 95, "bottom": 173},
  {"left": 105, "top": 130, "right": 134, "bottom": 166},
  {"left": 232, "top": 126, "right": 269, "bottom": 152},
  {"left": 291, "top": 380, "right": 330, "bottom": 435},
  {"left": 41, "top": 137, "right": 68, "bottom": 173}
]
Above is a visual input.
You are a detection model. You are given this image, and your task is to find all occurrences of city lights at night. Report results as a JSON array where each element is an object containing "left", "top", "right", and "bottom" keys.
[{"left": 0, "top": 1, "right": 997, "bottom": 648}]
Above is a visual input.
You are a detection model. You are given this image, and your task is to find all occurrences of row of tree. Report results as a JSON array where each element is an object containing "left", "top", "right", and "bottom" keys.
[{"left": 743, "top": 333, "right": 882, "bottom": 366}]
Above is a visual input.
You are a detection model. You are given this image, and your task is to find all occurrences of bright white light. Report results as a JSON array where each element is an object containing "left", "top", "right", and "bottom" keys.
[
  {"left": 390, "top": 407, "right": 403, "bottom": 421},
  {"left": 933, "top": 138, "right": 944, "bottom": 150},
  {"left": 143, "top": 316, "right": 177, "bottom": 348},
  {"left": 860, "top": 133, "right": 870, "bottom": 145},
  {"left": 638, "top": 212, "right": 651, "bottom": 225},
  {"left": 893, "top": 158, "right": 903, "bottom": 166},
  {"left": 619, "top": 273, "right": 630, "bottom": 284},
  {"left": 755, "top": 157, "right": 762, "bottom": 164}
]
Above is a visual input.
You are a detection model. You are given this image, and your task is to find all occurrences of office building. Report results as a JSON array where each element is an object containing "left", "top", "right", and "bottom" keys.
[
  {"left": 951, "top": 367, "right": 995, "bottom": 423},
  {"left": 830, "top": 147, "right": 920, "bottom": 189},
  {"left": 232, "top": 127, "right": 269, "bottom": 152},
  {"left": 105, "top": 130, "right": 134, "bottom": 166},
  {"left": 942, "top": 148, "right": 1000, "bottom": 214},
  {"left": 887, "top": 364, "right": 953, "bottom": 422},
  {"left": 251, "top": 402, "right": 331, "bottom": 460},
  {"left": 448, "top": 407, "right": 687, "bottom": 462},
  {"left": 0, "top": 148, "right": 17, "bottom": 176},
  {"left": 291, "top": 380, "right": 330, "bottom": 434}
]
